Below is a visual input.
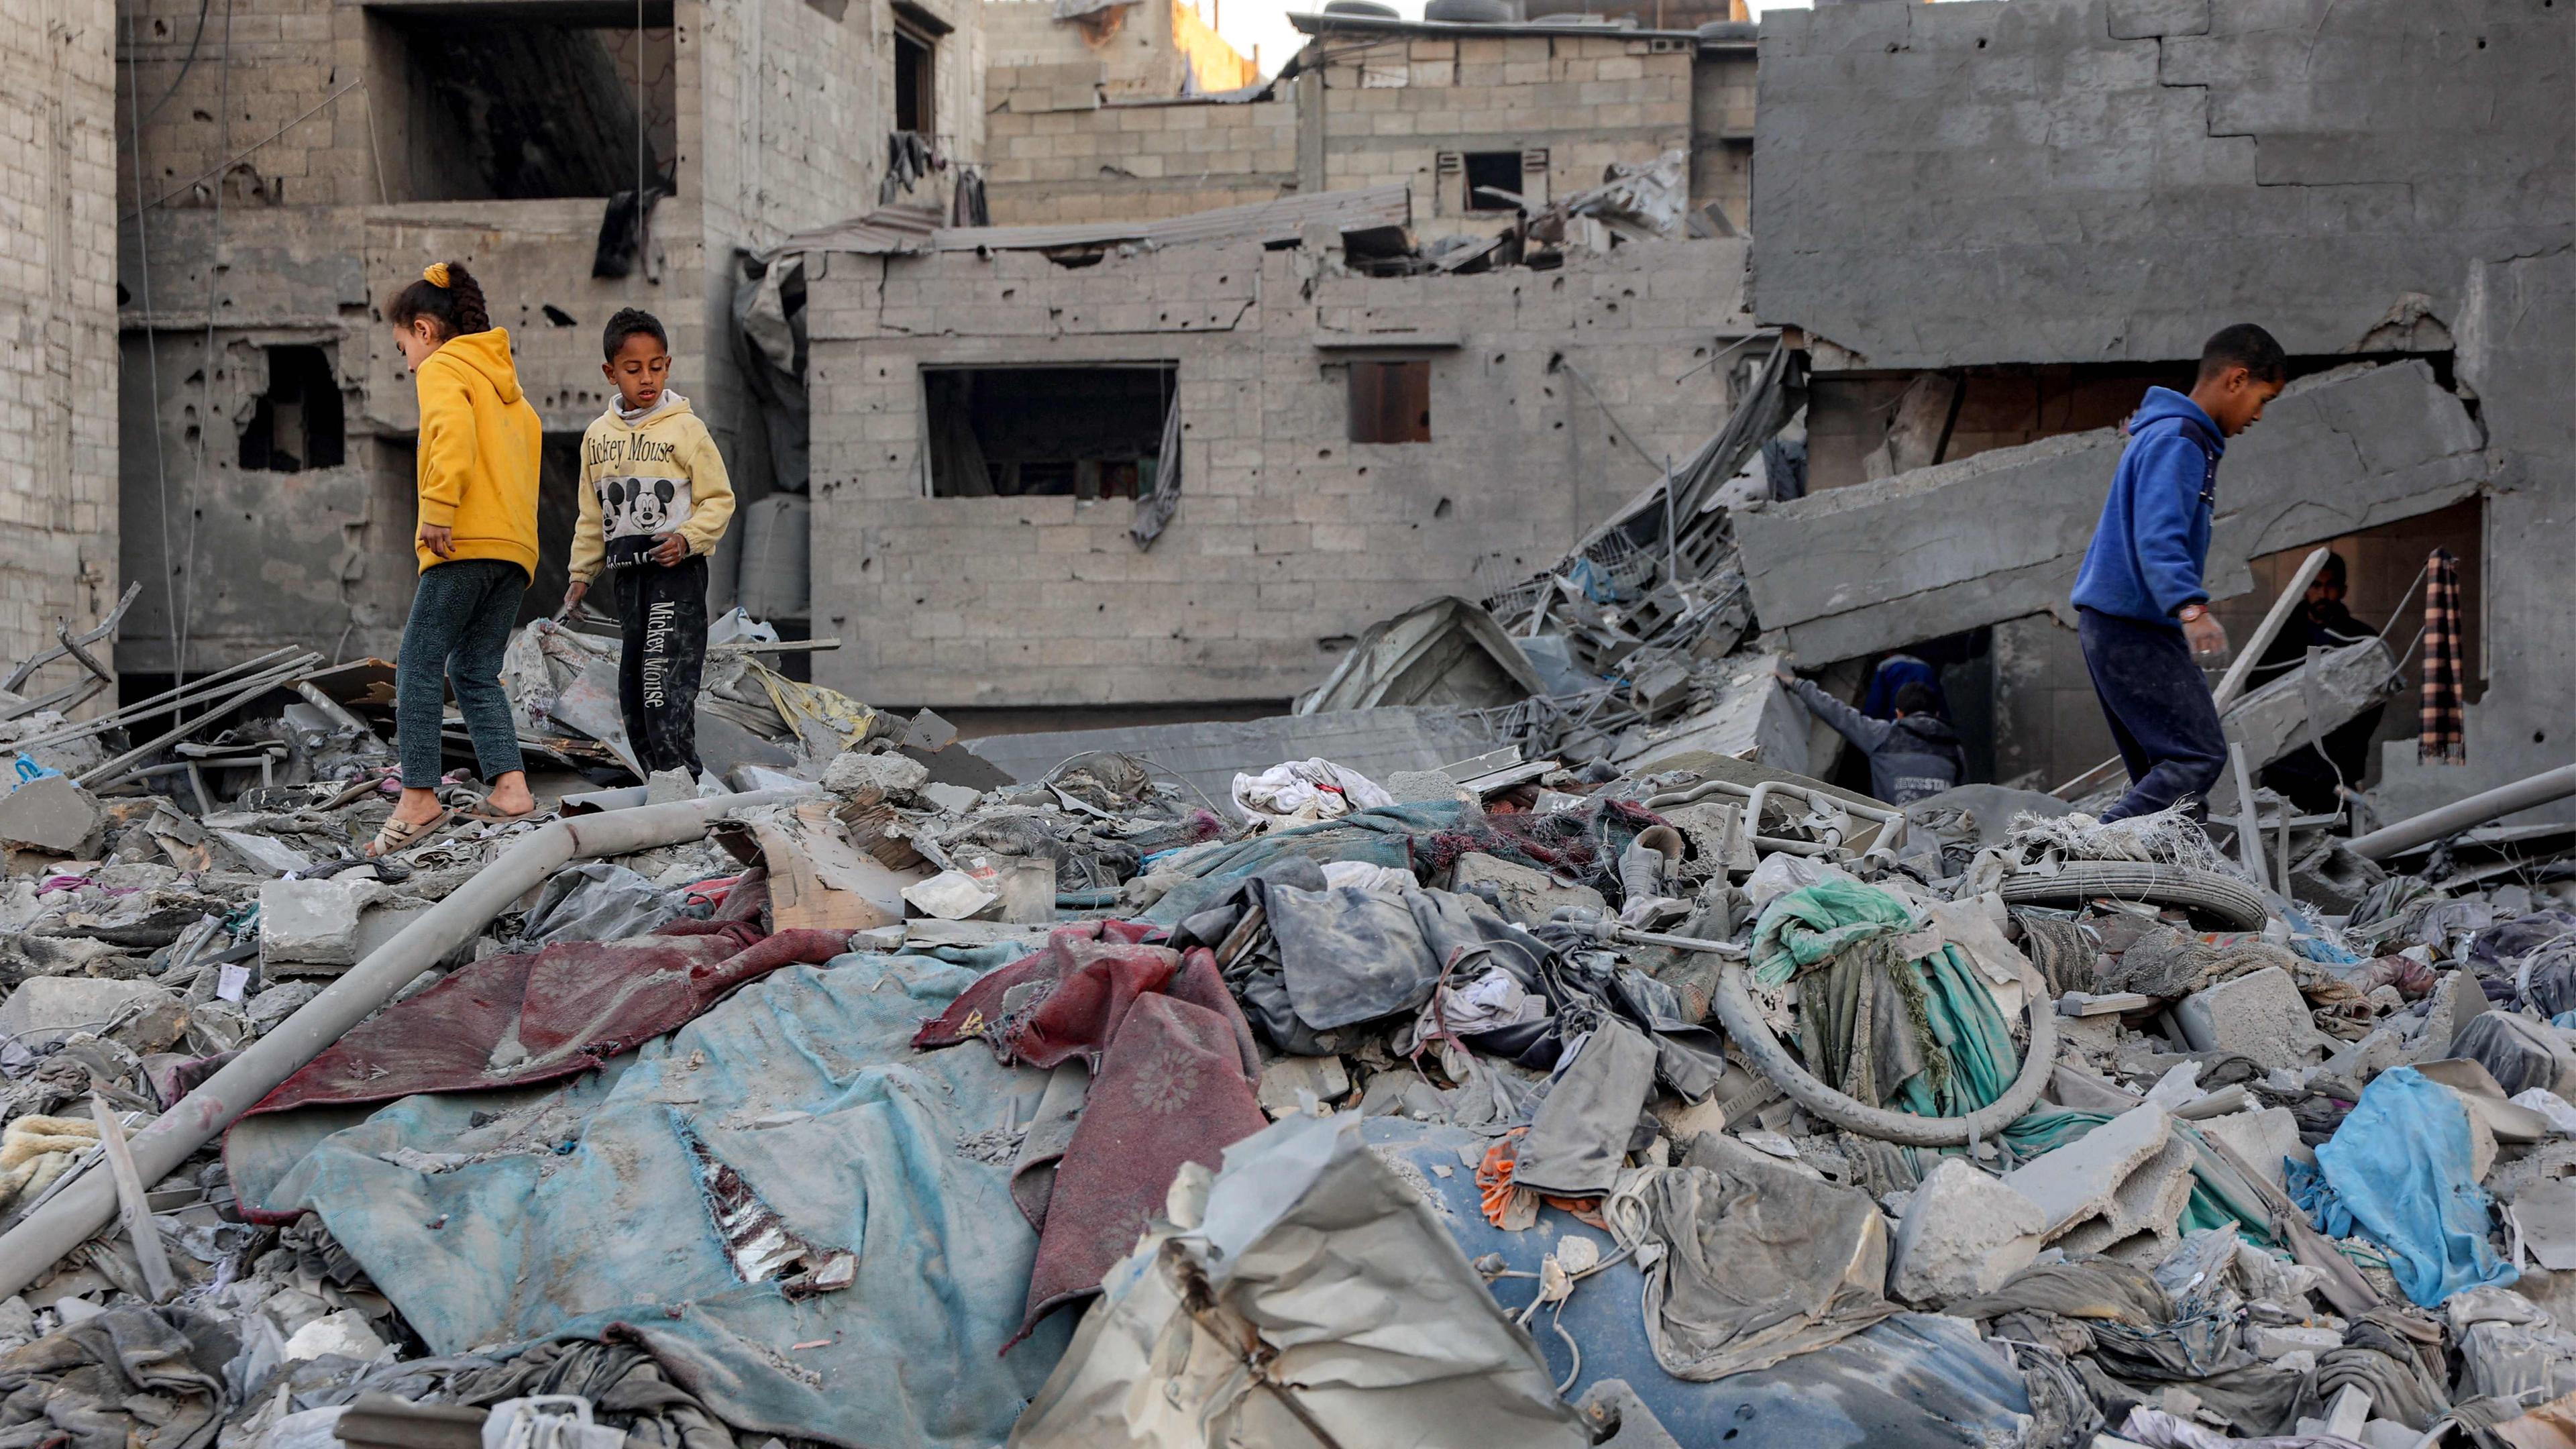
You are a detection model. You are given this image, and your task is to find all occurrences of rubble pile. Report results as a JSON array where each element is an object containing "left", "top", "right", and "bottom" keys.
[{"left": 7, "top": 578, "right": 2576, "bottom": 1448}]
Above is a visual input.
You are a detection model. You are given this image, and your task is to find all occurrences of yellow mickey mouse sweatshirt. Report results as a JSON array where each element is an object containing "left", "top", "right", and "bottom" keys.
[
  {"left": 413, "top": 327, "right": 544, "bottom": 576},
  {"left": 567, "top": 392, "right": 737, "bottom": 585}
]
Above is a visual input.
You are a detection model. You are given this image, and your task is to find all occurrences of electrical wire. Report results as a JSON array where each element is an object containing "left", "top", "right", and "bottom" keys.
[
  {"left": 133, "top": 0, "right": 210, "bottom": 130},
  {"left": 123, "top": 9, "right": 180, "bottom": 676},
  {"left": 176, "top": 0, "right": 236, "bottom": 684}
]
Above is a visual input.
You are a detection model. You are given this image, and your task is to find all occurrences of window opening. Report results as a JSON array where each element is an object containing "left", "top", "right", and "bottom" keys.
[
  {"left": 923, "top": 365, "right": 1179, "bottom": 498},
  {"left": 1463, "top": 151, "right": 1527, "bottom": 211},
  {"left": 894, "top": 24, "right": 935, "bottom": 135},
  {"left": 1347, "top": 359, "right": 1431, "bottom": 444},
  {"left": 237, "top": 345, "right": 345, "bottom": 472}
]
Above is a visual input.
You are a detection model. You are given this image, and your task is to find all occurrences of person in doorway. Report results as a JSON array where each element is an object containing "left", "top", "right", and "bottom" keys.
[
  {"left": 372, "top": 262, "right": 544, "bottom": 857},
  {"left": 1776, "top": 665, "right": 1966, "bottom": 804},
  {"left": 560, "top": 308, "right": 736, "bottom": 777},
  {"left": 2071, "top": 323, "right": 2288, "bottom": 821},
  {"left": 2249, "top": 550, "right": 2384, "bottom": 811}
]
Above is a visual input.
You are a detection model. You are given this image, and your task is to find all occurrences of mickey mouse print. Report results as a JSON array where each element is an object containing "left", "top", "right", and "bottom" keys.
[{"left": 596, "top": 472, "right": 696, "bottom": 567}]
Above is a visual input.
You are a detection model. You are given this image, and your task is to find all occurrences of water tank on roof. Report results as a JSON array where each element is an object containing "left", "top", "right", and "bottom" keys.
[
  {"left": 1426, "top": 0, "right": 1516, "bottom": 20},
  {"left": 1695, "top": 18, "right": 1756, "bottom": 40},
  {"left": 1322, "top": 1, "right": 1400, "bottom": 15}
]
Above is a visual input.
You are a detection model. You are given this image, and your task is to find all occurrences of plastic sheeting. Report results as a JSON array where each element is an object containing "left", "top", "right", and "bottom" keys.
[
  {"left": 226, "top": 943, "right": 1071, "bottom": 1449},
  {"left": 517, "top": 863, "right": 684, "bottom": 945},
  {"left": 2291, "top": 1065, "right": 2518, "bottom": 1307},
  {"left": 1012, "top": 1112, "right": 1587, "bottom": 1448}
]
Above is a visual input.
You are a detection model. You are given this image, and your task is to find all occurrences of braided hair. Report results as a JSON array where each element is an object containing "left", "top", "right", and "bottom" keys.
[{"left": 386, "top": 260, "right": 492, "bottom": 341}]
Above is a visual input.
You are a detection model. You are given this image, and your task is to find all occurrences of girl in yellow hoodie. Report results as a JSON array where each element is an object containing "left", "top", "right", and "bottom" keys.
[{"left": 372, "top": 261, "right": 544, "bottom": 856}]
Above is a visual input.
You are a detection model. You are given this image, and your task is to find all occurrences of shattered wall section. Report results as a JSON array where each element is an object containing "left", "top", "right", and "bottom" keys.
[
  {"left": 1, "top": 0, "right": 119, "bottom": 697},
  {"left": 804, "top": 237, "right": 1755, "bottom": 708},
  {"left": 1749, "top": 0, "right": 2573, "bottom": 813}
]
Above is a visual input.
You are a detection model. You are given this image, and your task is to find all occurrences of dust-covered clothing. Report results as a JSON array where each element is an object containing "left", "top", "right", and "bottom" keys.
[
  {"left": 613, "top": 553, "right": 708, "bottom": 775},
  {"left": 567, "top": 392, "right": 736, "bottom": 583}
]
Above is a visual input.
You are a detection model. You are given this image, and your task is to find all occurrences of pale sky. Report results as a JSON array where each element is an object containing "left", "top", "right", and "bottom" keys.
[{"left": 1201, "top": 0, "right": 1809, "bottom": 80}]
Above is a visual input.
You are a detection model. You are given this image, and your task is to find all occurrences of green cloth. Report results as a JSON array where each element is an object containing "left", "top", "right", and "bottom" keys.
[
  {"left": 1750, "top": 877, "right": 1919, "bottom": 987},
  {"left": 1757, "top": 879, "right": 2020, "bottom": 1118}
]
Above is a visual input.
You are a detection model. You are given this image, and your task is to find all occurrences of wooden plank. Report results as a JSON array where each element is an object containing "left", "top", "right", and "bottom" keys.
[{"left": 89, "top": 1097, "right": 176, "bottom": 1303}]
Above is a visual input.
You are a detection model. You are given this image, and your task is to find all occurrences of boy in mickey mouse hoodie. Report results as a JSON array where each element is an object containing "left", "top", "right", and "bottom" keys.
[{"left": 563, "top": 308, "right": 735, "bottom": 776}]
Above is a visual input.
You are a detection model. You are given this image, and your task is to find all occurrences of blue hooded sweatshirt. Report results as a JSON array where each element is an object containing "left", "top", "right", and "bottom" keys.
[{"left": 2071, "top": 386, "right": 2224, "bottom": 627}]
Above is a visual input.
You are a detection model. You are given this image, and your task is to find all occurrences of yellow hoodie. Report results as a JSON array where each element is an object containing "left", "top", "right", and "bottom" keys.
[
  {"left": 566, "top": 392, "right": 737, "bottom": 584},
  {"left": 413, "top": 327, "right": 543, "bottom": 577}
]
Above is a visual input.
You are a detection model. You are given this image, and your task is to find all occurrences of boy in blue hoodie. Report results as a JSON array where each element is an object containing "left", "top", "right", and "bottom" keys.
[{"left": 2071, "top": 323, "right": 2288, "bottom": 821}]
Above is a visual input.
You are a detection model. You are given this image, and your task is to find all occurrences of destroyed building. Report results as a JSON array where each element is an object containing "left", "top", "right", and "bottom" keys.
[
  {"left": 110, "top": 0, "right": 992, "bottom": 684},
  {"left": 1733, "top": 0, "right": 2573, "bottom": 820}
]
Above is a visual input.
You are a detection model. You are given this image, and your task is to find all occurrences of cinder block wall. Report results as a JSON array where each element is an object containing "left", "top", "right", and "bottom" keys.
[
  {"left": 802, "top": 236, "right": 1754, "bottom": 708},
  {"left": 1, "top": 0, "right": 119, "bottom": 700},
  {"left": 983, "top": 83, "right": 1295, "bottom": 224},
  {"left": 1316, "top": 32, "right": 1693, "bottom": 234}
]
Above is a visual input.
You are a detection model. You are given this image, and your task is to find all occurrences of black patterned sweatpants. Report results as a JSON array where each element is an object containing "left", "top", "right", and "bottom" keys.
[{"left": 611, "top": 553, "right": 708, "bottom": 775}]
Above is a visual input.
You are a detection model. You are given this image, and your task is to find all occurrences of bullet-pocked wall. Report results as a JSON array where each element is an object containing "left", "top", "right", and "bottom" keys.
[
  {"left": 1748, "top": 0, "right": 2575, "bottom": 816},
  {"left": 2, "top": 0, "right": 119, "bottom": 704},
  {"left": 112, "top": 0, "right": 965, "bottom": 675},
  {"left": 802, "top": 236, "right": 1756, "bottom": 708}
]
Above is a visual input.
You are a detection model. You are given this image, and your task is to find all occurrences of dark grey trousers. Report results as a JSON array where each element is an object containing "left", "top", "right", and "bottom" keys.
[{"left": 397, "top": 559, "right": 526, "bottom": 789}]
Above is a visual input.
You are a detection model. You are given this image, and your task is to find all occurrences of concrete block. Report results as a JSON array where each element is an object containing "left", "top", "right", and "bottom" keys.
[
  {"left": 1886, "top": 1158, "right": 2049, "bottom": 1305},
  {"left": 2175, "top": 967, "right": 2324, "bottom": 1071},
  {"left": 258, "top": 877, "right": 376, "bottom": 969},
  {"left": 0, "top": 977, "right": 178, "bottom": 1042},
  {"left": 822, "top": 749, "right": 930, "bottom": 798},
  {"left": 920, "top": 782, "right": 984, "bottom": 814},
  {"left": 2324, "top": 1026, "right": 2406, "bottom": 1085},
  {"left": 1257, "top": 1055, "right": 1350, "bottom": 1117},
  {"left": 0, "top": 775, "right": 99, "bottom": 853},
  {"left": 2194, "top": 1107, "right": 2302, "bottom": 1189},
  {"left": 2407, "top": 969, "right": 2489, "bottom": 1063},
  {"left": 2251, "top": 1323, "right": 2344, "bottom": 1358},
  {"left": 1448, "top": 851, "right": 1607, "bottom": 926},
  {"left": 2000, "top": 1102, "right": 2173, "bottom": 1240},
  {"left": 902, "top": 869, "right": 1001, "bottom": 921}
]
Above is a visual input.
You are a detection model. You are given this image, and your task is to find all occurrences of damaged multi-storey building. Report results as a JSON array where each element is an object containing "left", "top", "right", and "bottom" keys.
[
  {"left": 40, "top": 0, "right": 2564, "bottom": 824},
  {"left": 1729, "top": 0, "right": 2571, "bottom": 817}
]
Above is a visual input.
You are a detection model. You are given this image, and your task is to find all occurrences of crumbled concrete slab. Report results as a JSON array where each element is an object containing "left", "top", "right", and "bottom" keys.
[
  {"left": 644, "top": 769, "right": 698, "bottom": 805},
  {"left": 2194, "top": 1107, "right": 2303, "bottom": 1189},
  {"left": 2058, "top": 1130, "right": 2197, "bottom": 1255},
  {"left": 2326, "top": 1027, "right": 2406, "bottom": 1085},
  {"left": 0, "top": 977, "right": 178, "bottom": 1042},
  {"left": 2001, "top": 1103, "right": 2173, "bottom": 1241},
  {"left": 280, "top": 1309, "right": 386, "bottom": 1364},
  {"left": 1257, "top": 1055, "right": 1350, "bottom": 1118},
  {"left": 2406, "top": 970, "right": 2490, "bottom": 1064},
  {"left": 258, "top": 877, "right": 382, "bottom": 969},
  {"left": 1887, "top": 1158, "right": 2049, "bottom": 1305},
  {"left": 211, "top": 829, "right": 313, "bottom": 877},
  {"left": 1384, "top": 769, "right": 1468, "bottom": 805},
  {"left": 2175, "top": 967, "right": 2322, "bottom": 1071},
  {"left": 0, "top": 776, "right": 99, "bottom": 853},
  {"left": 823, "top": 749, "right": 930, "bottom": 798},
  {"left": 920, "top": 782, "right": 984, "bottom": 814},
  {"left": 1448, "top": 852, "right": 1607, "bottom": 926}
]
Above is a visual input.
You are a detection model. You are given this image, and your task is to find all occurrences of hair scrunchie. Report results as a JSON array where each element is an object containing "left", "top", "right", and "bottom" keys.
[{"left": 422, "top": 262, "right": 451, "bottom": 288}]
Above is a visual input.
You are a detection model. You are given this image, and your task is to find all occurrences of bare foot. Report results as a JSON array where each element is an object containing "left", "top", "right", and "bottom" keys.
[
  {"left": 388, "top": 787, "right": 446, "bottom": 826},
  {"left": 483, "top": 770, "right": 537, "bottom": 818}
]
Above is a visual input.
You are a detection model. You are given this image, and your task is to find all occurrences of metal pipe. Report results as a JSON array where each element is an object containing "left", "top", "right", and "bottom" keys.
[
  {"left": 2346, "top": 765, "right": 2576, "bottom": 861},
  {"left": 0, "top": 790, "right": 808, "bottom": 1299}
]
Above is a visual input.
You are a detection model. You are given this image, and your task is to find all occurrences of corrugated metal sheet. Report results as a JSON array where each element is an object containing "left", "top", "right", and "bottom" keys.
[{"left": 775, "top": 185, "right": 1412, "bottom": 258}]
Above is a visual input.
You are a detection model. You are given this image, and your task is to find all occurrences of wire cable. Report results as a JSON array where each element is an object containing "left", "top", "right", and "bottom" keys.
[{"left": 123, "top": 9, "right": 180, "bottom": 674}]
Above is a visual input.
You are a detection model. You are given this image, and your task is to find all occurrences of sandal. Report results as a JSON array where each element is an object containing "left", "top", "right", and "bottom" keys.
[{"left": 364, "top": 808, "right": 449, "bottom": 859}]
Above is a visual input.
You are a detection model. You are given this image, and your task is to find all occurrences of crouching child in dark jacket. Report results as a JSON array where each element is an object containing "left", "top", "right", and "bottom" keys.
[{"left": 1778, "top": 667, "right": 1966, "bottom": 805}]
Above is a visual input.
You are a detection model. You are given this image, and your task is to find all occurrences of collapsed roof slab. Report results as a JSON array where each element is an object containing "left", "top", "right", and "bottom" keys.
[{"left": 1733, "top": 360, "right": 2483, "bottom": 664}]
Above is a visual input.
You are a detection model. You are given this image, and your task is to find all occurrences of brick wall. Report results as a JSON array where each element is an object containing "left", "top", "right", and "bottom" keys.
[
  {"left": 1, "top": 0, "right": 117, "bottom": 697},
  {"left": 802, "top": 235, "right": 1754, "bottom": 707}
]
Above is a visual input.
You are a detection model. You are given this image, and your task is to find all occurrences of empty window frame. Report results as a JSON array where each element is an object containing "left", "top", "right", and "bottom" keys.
[
  {"left": 1347, "top": 359, "right": 1430, "bottom": 444},
  {"left": 1462, "top": 151, "right": 1527, "bottom": 212},
  {"left": 237, "top": 345, "right": 345, "bottom": 472},
  {"left": 370, "top": 2, "right": 677, "bottom": 201},
  {"left": 922, "top": 365, "right": 1178, "bottom": 498},
  {"left": 892, "top": 7, "right": 942, "bottom": 135}
]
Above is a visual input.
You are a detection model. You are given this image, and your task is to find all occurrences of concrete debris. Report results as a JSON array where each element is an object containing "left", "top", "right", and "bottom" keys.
[
  {"left": 822, "top": 748, "right": 930, "bottom": 798},
  {"left": 2000, "top": 1104, "right": 2175, "bottom": 1242},
  {"left": 2175, "top": 967, "right": 2326, "bottom": 1071},
  {"left": 0, "top": 775, "right": 100, "bottom": 854},
  {"left": 257, "top": 877, "right": 376, "bottom": 969},
  {"left": 1885, "top": 1159, "right": 2047, "bottom": 1304}
]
